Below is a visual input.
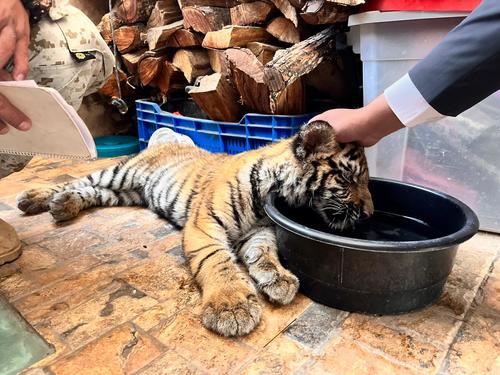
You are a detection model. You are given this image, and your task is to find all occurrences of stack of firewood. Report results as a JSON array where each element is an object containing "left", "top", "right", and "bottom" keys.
[{"left": 98, "top": 0, "right": 364, "bottom": 122}]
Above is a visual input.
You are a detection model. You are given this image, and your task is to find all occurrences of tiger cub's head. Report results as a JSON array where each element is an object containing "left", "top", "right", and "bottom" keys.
[{"left": 293, "top": 121, "right": 374, "bottom": 230}]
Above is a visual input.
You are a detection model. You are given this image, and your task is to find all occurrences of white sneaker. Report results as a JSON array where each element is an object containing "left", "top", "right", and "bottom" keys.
[{"left": 148, "top": 128, "right": 195, "bottom": 148}]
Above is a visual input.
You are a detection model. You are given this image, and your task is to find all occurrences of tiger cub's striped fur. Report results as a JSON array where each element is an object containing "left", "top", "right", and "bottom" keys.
[{"left": 17, "top": 121, "right": 373, "bottom": 337}]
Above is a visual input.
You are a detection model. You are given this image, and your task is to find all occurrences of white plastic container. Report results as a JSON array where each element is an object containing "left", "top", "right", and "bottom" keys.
[{"left": 349, "top": 11, "right": 500, "bottom": 232}]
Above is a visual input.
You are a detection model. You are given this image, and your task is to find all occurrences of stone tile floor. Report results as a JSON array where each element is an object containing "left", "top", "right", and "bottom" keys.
[{"left": 0, "top": 157, "right": 498, "bottom": 375}]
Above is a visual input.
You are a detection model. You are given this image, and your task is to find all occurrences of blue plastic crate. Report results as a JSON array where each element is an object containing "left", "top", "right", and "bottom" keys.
[{"left": 136, "top": 100, "right": 315, "bottom": 154}]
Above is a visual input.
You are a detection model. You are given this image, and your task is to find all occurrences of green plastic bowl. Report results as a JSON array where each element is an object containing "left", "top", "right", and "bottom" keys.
[{"left": 94, "top": 136, "right": 140, "bottom": 158}]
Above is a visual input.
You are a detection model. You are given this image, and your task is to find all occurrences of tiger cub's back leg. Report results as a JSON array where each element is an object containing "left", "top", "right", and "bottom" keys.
[
  {"left": 49, "top": 186, "right": 145, "bottom": 221},
  {"left": 17, "top": 158, "right": 147, "bottom": 220}
]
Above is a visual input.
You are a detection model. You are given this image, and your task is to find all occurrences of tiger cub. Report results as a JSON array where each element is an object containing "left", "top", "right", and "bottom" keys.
[{"left": 17, "top": 121, "right": 373, "bottom": 337}]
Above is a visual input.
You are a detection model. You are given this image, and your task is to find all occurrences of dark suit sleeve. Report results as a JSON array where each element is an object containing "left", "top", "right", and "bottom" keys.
[{"left": 409, "top": 0, "right": 500, "bottom": 116}]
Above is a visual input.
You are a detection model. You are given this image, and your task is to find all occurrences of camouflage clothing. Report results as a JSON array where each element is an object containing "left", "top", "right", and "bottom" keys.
[{"left": 0, "top": 1, "right": 114, "bottom": 179}]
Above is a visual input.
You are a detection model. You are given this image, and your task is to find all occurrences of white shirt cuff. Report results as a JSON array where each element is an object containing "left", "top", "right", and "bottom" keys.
[{"left": 384, "top": 73, "right": 444, "bottom": 127}]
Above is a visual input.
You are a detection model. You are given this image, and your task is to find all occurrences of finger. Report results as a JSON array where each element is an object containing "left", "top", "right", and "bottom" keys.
[
  {"left": 12, "top": 38, "right": 29, "bottom": 80},
  {"left": 0, "top": 120, "right": 9, "bottom": 135},
  {"left": 0, "top": 69, "right": 13, "bottom": 81},
  {"left": 12, "top": 14, "right": 30, "bottom": 80},
  {"left": 0, "top": 93, "right": 31, "bottom": 131},
  {"left": 309, "top": 114, "right": 329, "bottom": 124},
  {"left": 0, "top": 25, "right": 16, "bottom": 70}
]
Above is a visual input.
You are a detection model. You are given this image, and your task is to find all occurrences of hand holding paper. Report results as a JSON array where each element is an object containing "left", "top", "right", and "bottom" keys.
[{"left": 0, "top": 80, "right": 97, "bottom": 159}]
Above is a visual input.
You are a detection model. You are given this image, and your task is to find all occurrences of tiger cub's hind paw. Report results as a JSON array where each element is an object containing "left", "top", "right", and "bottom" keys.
[
  {"left": 16, "top": 188, "right": 55, "bottom": 214},
  {"left": 49, "top": 190, "right": 83, "bottom": 222}
]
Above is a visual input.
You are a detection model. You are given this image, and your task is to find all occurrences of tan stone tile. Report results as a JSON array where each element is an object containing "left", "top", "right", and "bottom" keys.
[
  {"left": 437, "top": 235, "right": 497, "bottom": 318},
  {"left": 5, "top": 213, "right": 62, "bottom": 244},
  {"left": 0, "top": 195, "right": 17, "bottom": 209},
  {"left": 340, "top": 314, "right": 446, "bottom": 373},
  {"left": 237, "top": 335, "right": 313, "bottom": 375},
  {"left": 30, "top": 323, "right": 70, "bottom": 368},
  {"left": 133, "top": 289, "right": 200, "bottom": 332},
  {"left": 20, "top": 368, "right": 52, "bottom": 375},
  {"left": 49, "top": 323, "right": 161, "bottom": 375},
  {"left": 370, "top": 305, "right": 461, "bottom": 350},
  {"left": 15, "top": 244, "right": 57, "bottom": 274},
  {"left": 119, "top": 253, "right": 194, "bottom": 301},
  {"left": 91, "top": 237, "right": 158, "bottom": 262},
  {"left": 0, "top": 271, "right": 39, "bottom": 301},
  {"left": 29, "top": 254, "right": 100, "bottom": 286},
  {"left": 19, "top": 279, "right": 123, "bottom": 326},
  {"left": 14, "top": 251, "right": 145, "bottom": 321},
  {"left": 308, "top": 338, "right": 420, "bottom": 375},
  {"left": 83, "top": 210, "right": 161, "bottom": 237},
  {"left": 0, "top": 180, "right": 48, "bottom": 196},
  {"left": 141, "top": 233, "right": 183, "bottom": 260},
  {"left": 446, "top": 307, "right": 500, "bottom": 375},
  {"left": 461, "top": 232, "right": 500, "bottom": 255},
  {"left": 241, "top": 294, "right": 312, "bottom": 349},
  {"left": 480, "top": 276, "right": 500, "bottom": 313},
  {"left": 47, "top": 281, "right": 158, "bottom": 349},
  {"left": 137, "top": 350, "right": 206, "bottom": 375},
  {"left": 152, "top": 312, "right": 256, "bottom": 373},
  {"left": 33, "top": 229, "right": 107, "bottom": 260},
  {"left": 0, "top": 258, "right": 20, "bottom": 279},
  {"left": 490, "top": 259, "right": 500, "bottom": 279}
]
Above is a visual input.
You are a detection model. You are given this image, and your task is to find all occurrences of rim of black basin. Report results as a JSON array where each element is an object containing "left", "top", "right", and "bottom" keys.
[{"left": 265, "top": 177, "right": 480, "bottom": 253}]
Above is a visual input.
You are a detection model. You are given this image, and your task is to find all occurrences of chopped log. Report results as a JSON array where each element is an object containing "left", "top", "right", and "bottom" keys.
[
  {"left": 300, "top": 0, "right": 324, "bottom": 13},
  {"left": 146, "top": 20, "right": 184, "bottom": 50},
  {"left": 122, "top": 48, "right": 147, "bottom": 74},
  {"left": 288, "top": 0, "right": 307, "bottom": 8},
  {"left": 247, "top": 42, "right": 280, "bottom": 64},
  {"left": 165, "top": 29, "right": 204, "bottom": 47},
  {"left": 274, "top": 78, "right": 305, "bottom": 114},
  {"left": 98, "top": 13, "right": 124, "bottom": 44},
  {"left": 156, "top": 61, "right": 188, "bottom": 93},
  {"left": 99, "top": 68, "right": 133, "bottom": 98},
  {"left": 177, "top": 0, "right": 240, "bottom": 7},
  {"left": 305, "top": 57, "right": 346, "bottom": 100},
  {"left": 182, "top": 6, "right": 230, "bottom": 34},
  {"left": 147, "top": 0, "right": 182, "bottom": 28},
  {"left": 202, "top": 26, "right": 271, "bottom": 49},
  {"left": 327, "top": 0, "right": 365, "bottom": 5},
  {"left": 264, "top": 26, "right": 336, "bottom": 111},
  {"left": 301, "top": 2, "right": 350, "bottom": 25},
  {"left": 208, "top": 49, "right": 230, "bottom": 76},
  {"left": 114, "top": 24, "right": 146, "bottom": 53},
  {"left": 225, "top": 48, "right": 270, "bottom": 113},
  {"left": 115, "top": 0, "right": 157, "bottom": 24},
  {"left": 189, "top": 73, "right": 243, "bottom": 122},
  {"left": 139, "top": 55, "right": 166, "bottom": 86},
  {"left": 269, "top": 0, "right": 298, "bottom": 27},
  {"left": 266, "top": 17, "right": 300, "bottom": 44},
  {"left": 230, "top": 2, "right": 274, "bottom": 26},
  {"left": 172, "top": 49, "right": 212, "bottom": 83}
]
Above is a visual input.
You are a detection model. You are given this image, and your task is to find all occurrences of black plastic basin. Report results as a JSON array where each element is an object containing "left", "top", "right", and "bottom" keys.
[{"left": 264, "top": 178, "right": 480, "bottom": 314}]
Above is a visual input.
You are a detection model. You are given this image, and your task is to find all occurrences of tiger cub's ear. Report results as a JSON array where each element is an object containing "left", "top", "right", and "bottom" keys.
[{"left": 293, "top": 120, "right": 339, "bottom": 160}]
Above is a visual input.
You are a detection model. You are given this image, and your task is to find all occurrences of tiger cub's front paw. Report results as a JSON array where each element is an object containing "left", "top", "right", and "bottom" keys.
[{"left": 201, "top": 285, "right": 262, "bottom": 337}]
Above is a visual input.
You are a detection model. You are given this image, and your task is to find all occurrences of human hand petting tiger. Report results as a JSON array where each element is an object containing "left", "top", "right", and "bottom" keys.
[{"left": 16, "top": 121, "right": 373, "bottom": 337}]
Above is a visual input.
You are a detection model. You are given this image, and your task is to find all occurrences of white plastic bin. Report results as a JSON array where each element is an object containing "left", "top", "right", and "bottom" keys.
[{"left": 349, "top": 11, "right": 500, "bottom": 232}]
